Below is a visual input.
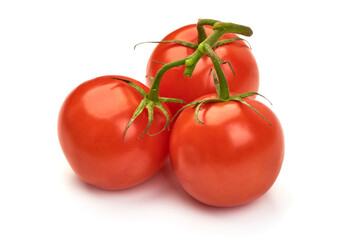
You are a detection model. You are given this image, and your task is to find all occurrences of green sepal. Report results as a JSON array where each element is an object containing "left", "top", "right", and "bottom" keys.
[
  {"left": 171, "top": 98, "right": 226, "bottom": 125},
  {"left": 223, "top": 60, "right": 236, "bottom": 76},
  {"left": 170, "top": 92, "right": 272, "bottom": 127},
  {"left": 147, "top": 102, "right": 171, "bottom": 136},
  {"left": 239, "top": 98, "right": 271, "bottom": 126},
  {"left": 122, "top": 99, "right": 148, "bottom": 142},
  {"left": 134, "top": 40, "right": 198, "bottom": 50},
  {"left": 230, "top": 94, "right": 272, "bottom": 126},
  {"left": 158, "top": 97, "right": 186, "bottom": 104},
  {"left": 214, "top": 37, "right": 252, "bottom": 49},
  {"left": 170, "top": 100, "right": 201, "bottom": 121},
  {"left": 202, "top": 43, "right": 236, "bottom": 76},
  {"left": 194, "top": 101, "right": 206, "bottom": 124},
  {"left": 194, "top": 99, "right": 226, "bottom": 124},
  {"left": 151, "top": 60, "right": 166, "bottom": 65},
  {"left": 138, "top": 102, "right": 155, "bottom": 140},
  {"left": 231, "top": 92, "right": 272, "bottom": 105},
  {"left": 112, "top": 77, "right": 148, "bottom": 98}
]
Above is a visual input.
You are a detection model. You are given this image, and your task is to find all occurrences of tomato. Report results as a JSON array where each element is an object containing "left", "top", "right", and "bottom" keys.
[
  {"left": 146, "top": 24, "right": 259, "bottom": 115},
  {"left": 58, "top": 75, "right": 170, "bottom": 190},
  {"left": 169, "top": 94, "right": 284, "bottom": 207}
]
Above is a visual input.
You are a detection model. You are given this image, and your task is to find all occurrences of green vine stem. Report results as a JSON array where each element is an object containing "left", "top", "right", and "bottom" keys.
[
  {"left": 120, "top": 19, "right": 255, "bottom": 139},
  {"left": 147, "top": 58, "right": 188, "bottom": 101},
  {"left": 184, "top": 20, "right": 252, "bottom": 77}
]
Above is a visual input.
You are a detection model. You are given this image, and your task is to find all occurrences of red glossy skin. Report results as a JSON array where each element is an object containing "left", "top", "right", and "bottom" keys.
[
  {"left": 169, "top": 94, "right": 284, "bottom": 207},
  {"left": 146, "top": 24, "right": 259, "bottom": 115},
  {"left": 58, "top": 76, "right": 170, "bottom": 190}
]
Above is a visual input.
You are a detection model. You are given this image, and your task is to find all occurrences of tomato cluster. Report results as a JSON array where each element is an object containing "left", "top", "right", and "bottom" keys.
[{"left": 58, "top": 19, "right": 284, "bottom": 207}]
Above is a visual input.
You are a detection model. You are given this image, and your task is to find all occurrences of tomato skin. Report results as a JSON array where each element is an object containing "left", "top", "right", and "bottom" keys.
[
  {"left": 169, "top": 94, "right": 284, "bottom": 207},
  {"left": 146, "top": 24, "right": 259, "bottom": 115},
  {"left": 58, "top": 76, "right": 170, "bottom": 190}
]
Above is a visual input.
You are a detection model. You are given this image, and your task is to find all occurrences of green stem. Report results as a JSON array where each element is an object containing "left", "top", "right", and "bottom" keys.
[
  {"left": 196, "top": 24, "right": 207, "bottom": 44},
  {"left": 148, "top": 58, "right": 188, "bottom": 101},
  {"left": 197, "top": 19, "right": 219, "bottom": 26},
  {"left": 204, "top": 44, "right": 229, "bottom": 100},
  {"left": 196, "top": 19, "right": 218, "bottom": 43},
  {"left": 184, "top": 28, "right": 225, "bottom": 77},
  {"left": 200, "top": 29, "right": 226, "bottom": 48},
  {"left": 213, "top": 21, "right": 253, "bottom": 36},
  {"left": 183, "top": 50, "right": 204, "bottom": 77}
]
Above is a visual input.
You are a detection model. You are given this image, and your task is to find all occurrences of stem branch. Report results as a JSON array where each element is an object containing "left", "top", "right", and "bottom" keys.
[
  {"left": 148, "top": 58, "right": 188, "bottom": 101},
  {"left": 204, "top": 44, "right": 229, "bottom": 100},
  {"left": 196, "top": 19, "right": 219, "bottom": 43},
  {"left": 184, "top": 28, "right": 225, "bottom": 77}
]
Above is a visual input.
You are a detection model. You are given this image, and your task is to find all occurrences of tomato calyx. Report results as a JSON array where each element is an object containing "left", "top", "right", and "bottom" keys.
[
  {"left": 171, "top": 92, "right": 272, "bottom": 126},
  {"left": 112, "top": 78, "right": 185, "bottom": 141},
  {"left": 114, "top": 57, "right": 189, "bottom": 141}
]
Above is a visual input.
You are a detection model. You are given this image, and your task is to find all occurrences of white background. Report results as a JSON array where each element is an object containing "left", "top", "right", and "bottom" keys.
[{"left": 1, "top": 0, "right": 359, "bottom": 239}]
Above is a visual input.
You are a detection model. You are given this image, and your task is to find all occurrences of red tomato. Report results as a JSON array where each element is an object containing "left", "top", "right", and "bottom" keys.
[
  {"left": 58, "top": 75, "right": 170, "bottom": 190},
  {"left": 169, "top": 94, "right": 284, "bottom": 207},
  {"left": 146, "top": 24, "right": 259, "bottom": 115}
]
